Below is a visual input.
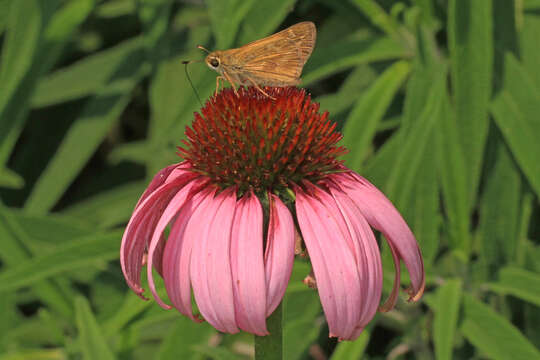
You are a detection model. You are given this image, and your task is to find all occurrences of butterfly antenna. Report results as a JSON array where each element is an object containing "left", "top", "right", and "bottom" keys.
[
  {"left": 197, "top": 45, "right": 211, "bottom": 54},
  {"left": 182, "top": 61, "right": 203, "bottom": 108}
]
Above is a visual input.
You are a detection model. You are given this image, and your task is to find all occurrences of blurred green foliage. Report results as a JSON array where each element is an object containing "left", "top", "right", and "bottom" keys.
[{"left": 0, "top": 0, "right": 539, "bottom": 359}]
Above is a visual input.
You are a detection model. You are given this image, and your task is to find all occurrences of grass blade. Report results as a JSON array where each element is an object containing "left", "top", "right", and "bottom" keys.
[
  {"left": 0, "top": 231, "right": 121, "bottom": 292},
  {"left": 448, "top": 0, "right": 493, "bottom": 204},
  {"left": 461, "top": 294, "right": 540, "bottom": 360},
  {"left": 341, "top": 60, "right": 410, "bottom": 171},
  {"left": 75, "top": 296, "right": 116, "bottom": 360}
]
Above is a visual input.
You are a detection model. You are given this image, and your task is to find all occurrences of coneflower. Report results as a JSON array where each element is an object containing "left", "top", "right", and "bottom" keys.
[{"left": 120, "top": 86, "right": 424, "bottom": 340}]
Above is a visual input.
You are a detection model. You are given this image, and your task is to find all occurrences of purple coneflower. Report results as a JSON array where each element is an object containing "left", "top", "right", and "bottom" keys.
[{"left": 120, "top": 87, "right": 424, "bottom": 340}]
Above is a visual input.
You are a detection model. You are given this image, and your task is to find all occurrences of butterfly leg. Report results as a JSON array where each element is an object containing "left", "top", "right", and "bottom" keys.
[
  {"left": 222, "top": 72, "right": 239, "bottom": 97},
  {"left": 215, "top": 76, "right": 226, "bottom": 96},
  {"left": 245, "top": 76, "right": 276, "bottom": 100}
]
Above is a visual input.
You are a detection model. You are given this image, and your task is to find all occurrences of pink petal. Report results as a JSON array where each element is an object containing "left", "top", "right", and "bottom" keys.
[
  {"left": 379, "top": 242, "right": 401, "bottom": 312},
  {"left": 231, "top": 191, "right": 268, "bottom": 335},
  {"left": 152, "top": 233, "right": 166, "bottom": 277},
  {"left": 189, "top": 188, "right": 239, "bottom": 333},
  {"left": 163, "top": 187, "right": 211, "bottom": 321},
  {"left": 295, "top": 183, "right": 363, "bottom": 340},
  {"left": 332, "top": 172, "right": 425, "bottom": 303},
  {"left": 163, "top": 161, "right": 194, "bottom": 185},
  {"left": 134, "top": 162, "right": 192, "bottom": 209},
  {"left": 264, "top": 193, "right": 295, "bottom": 316},
  {"left": 326, "top": 183, "right": 383, "bottom": 329},
  {"left": 146, "top": 179, "right": 203, "bottom": 309},
  {"left": 120, "top": 173, "right": 194, "bottom": 297}
]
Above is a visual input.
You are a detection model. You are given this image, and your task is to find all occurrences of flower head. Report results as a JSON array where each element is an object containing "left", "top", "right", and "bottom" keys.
[{"left": 120, "top": 86, "right": 424, "bottom": 340}]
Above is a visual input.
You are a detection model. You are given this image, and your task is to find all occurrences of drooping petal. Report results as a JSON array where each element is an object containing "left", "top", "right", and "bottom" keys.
[
  {"left": 120, "top": 172, "right": 195, "bottom": 297},
  {"left": 326, "top": 183, "right": 383, "bottom": 329},
  {"left": 134, "top": 162, "right": 192, "bottom": 209},
  {"left": 152, "top": 233, "right": 166, "bottom": 277},
  {"left": 379, "top": 242, "right": 401, "bottom": 312},
  {"left": 295, "top": 183, "right": 363, "bottom": 340},
  {"left": 163, "top": 161, "right": 194, "bottom": 185},
  {"left": 333, "top": 172, "right": 425, "bottom": 302},
  {"left": 162, "top": 187, "right": 211, "bottom": 321},
  {"left": 264, "top": 193, "right": 295, "bottom": 316},
  {"left": 230, "top": 191, "right": 268, "bottom": 335},
  {"left": 146, "top": 179, "right": 204, "bottom": 309},
  {"left": 189, "top": 188, "right": 239, "bottom": 333},
  {"left": 306, "top": 183, "right": 372, "bottom": 339}
]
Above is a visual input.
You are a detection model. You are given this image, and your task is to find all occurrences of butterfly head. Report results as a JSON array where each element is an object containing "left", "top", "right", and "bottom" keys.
[
  {"left": 204, "top": 53, "right": 221, "bottom": 71},
  {"left": 197, "top": 45, "right": 222, "bottom": 73}
]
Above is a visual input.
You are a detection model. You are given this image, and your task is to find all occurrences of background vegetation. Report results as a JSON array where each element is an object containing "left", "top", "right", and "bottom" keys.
[{"left": 1, "top": 0, "right": 539, "bottom": 359}]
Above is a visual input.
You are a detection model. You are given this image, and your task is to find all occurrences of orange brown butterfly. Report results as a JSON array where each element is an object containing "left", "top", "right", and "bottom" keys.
[{"left": 194, "top": 21, "right": 316, "bottom": 99}]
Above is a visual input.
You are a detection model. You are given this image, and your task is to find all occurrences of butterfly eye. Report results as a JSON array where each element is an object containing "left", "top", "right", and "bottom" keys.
[{"left": 209, "top": 58, "right": 219, "bottom": 68}]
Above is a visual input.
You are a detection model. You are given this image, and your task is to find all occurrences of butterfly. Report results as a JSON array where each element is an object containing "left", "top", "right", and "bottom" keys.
[{"left": 198, "top": 21, "right": 316, "bottom": 98}]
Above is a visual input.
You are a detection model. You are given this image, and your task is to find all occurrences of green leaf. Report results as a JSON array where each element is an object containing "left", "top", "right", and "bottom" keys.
[
  {"left": 280, "top": 261, "right": 323, "bottom": 359},
  {"left": 0, "top": 231, "right": 121, "bottom": 292},
  {"left": 0, "top": 205, "right": 73, "bottom": 317},
  {"left": 383, "top": 67, "right": 446, "bottom": 206},
  {"left": 237, "top": 0, "right": 297, "bottom": 45},
  {"left": 108, "top": 140, "right": 156, "bottom": 164},
  {"left": 137, "top": 0, "right": 172, "bottom": 52},
  {"left": 341, "top": 60, "right": 410, "bottom": 171},
  {"left": 0, "top": 0, "right": 10, "bottom": 34},
  {"left": 330, "top": 327, "right": 371, "bottom": 359},
  {"left": 0, "top": 0, "right": 44, "bottom": 168},
  {"left": 0, "top": 0, "right": 42, "bottom": 116},
  {"left": 255, "top": 304, "right": 282, "bottom": 360},
  {"left": 488, "top": 267, "right": 540, "bottom": 307},
  {"left": 349, "top": 0, "right": 402, "bottom": 39},
  {"left": 0, "top": 0, "right": 90, "bottom": 168},
  {"left": 37, "top": 309, "right": 65, "bottom": 346},
  {"left": 520, "top": 9, "right": 540, "bottom": 89},
  {"left": 401, "top": 40, "right": 441, "bottom": 128},
  {"left": 191, "top": 346, "right": 239, "bottom": 360},
  {"left": 478, "top": 133, "right": 521, "bottom": 268},
  {"left": 0, "top": 167, "right": 24, "bottom": 188},
  {"left": 433, "top": 279, "right": 462, "bottom": 360},
  {"left": 61, "top": 182, "right": 145, "bottom": 228},
  {"left": 0, "top": 290, "right": 17, "bottom": 353},
  {"left": 395, "top": 34, "right": 444, "bottom": 264},
  {"left": 435, "top": 94, "right": 470, "bottom": 257},
  {"left": 448, "top": 0, "right": 493, "bottom": 204},
  {"left": 31, "top": 37, "right": 145, "bottom": 107},
  {"left": 148, "top": 25, "right": 214, "bottom": 147},
  {"left": 97, "top": 0, "right": 135, "bottom": 18},
  {"left": 303, "top": 35, "right": 408, "bottom": 85},
  {"left": 315, "top": 64, "right": 377, "bottom": 117},
  {"left": 75, "top": 296, "right": 116, "bottom": 360},
  {"left": 461, "top": 294, "right": 540, "bottom": 360},
  {"left": 283, "top": 288, "right": 322, "bottom": 360},
  {"left": 403, "top": 133, "right": 440, "bottom": 268},
  {"left": 156, "top": 317, "right": 215, "bottom": 360},
  {"left": 524, "top": 0, "right": 540, "bottom": 10},
  {"left": 365, "top": 45, "right": 446, "bottom": 184},
  {"left": 0, "top": 349, "right": 66, "bottom": 360},
  {"left": 207, "top": 0, "right": 256, "bottom": 49},
  {"left": 25, "top": 45, "right": 148, "bottom": 214},
  {"left": 490, "top": 53, "right": 540, "bottom": 196},
  {"left": 4, "top": 211, "right": 92, "bottom": 262},
  {"left": 45, "top": 0, "right": 94, "bottom": 43},
  {"left": 363, "top": 128, "right": 401, "bottom": 186},
  {"left": 516, "top": 195, "right": 535, "bottom": 268},
  {"left": 102, "top": 290, "right": 153, "bottom": 337},
  {"left": 148, "top": 28, "right": 212, "bottom": 141}
]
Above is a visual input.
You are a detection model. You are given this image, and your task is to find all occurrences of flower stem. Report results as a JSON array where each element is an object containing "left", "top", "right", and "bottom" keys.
[{"left": 255, "top": 303, "right": 283, "bottom": 359}]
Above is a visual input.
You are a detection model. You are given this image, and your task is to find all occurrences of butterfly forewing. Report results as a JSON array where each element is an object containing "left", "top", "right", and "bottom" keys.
[{"left": 220, "top": 22, "right": 316, "bottom": 87}]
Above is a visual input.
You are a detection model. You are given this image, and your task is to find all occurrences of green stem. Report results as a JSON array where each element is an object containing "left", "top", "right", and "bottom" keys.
[{"left": 255, "top": 303, "right": 283, "bottom": 360}]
